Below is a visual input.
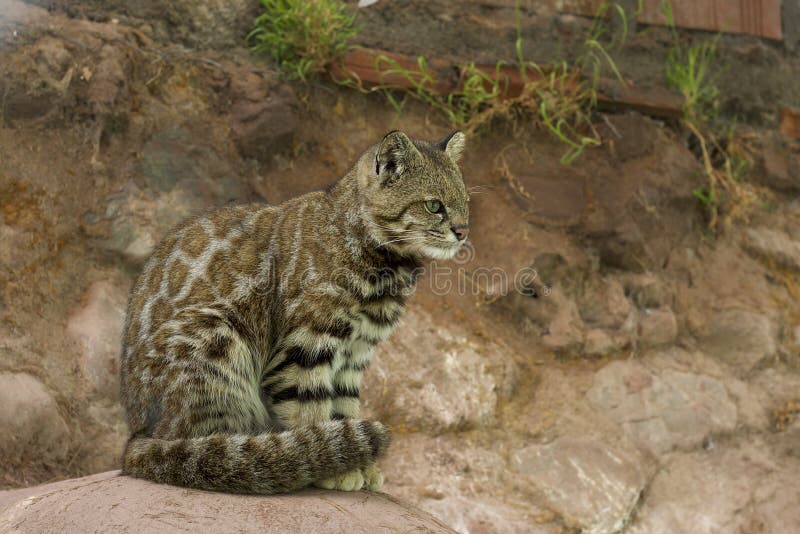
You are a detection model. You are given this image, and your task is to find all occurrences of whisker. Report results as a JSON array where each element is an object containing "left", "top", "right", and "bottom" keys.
[
  {"left": 379, "top": 236, "right": 425, "bottom": 246},
  {"left": 372, "top": 223, "right": 415, "bottom": 233},
  {"left": 468, "top": 186, "right": 494, "bottom": 195},
  {"left": 378, "top": 228, "right": 415, "bottom": 234},
  {"left": 381, "top": 236, "right": 424, "bottom": 243}
]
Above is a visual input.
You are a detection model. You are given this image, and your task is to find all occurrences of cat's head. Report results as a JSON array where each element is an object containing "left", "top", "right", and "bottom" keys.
[{"left": 361, "top": 130, "right": 470, "bottom": 260}]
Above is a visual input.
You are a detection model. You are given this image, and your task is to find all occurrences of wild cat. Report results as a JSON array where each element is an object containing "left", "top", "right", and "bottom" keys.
[{"left": 119, "top": 130, "right": 470, "bottom": 493}]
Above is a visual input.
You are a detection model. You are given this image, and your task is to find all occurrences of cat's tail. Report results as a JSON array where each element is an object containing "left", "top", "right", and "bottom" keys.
[{"left": 121, "top": 419, "right": 390, "bottom": 494}]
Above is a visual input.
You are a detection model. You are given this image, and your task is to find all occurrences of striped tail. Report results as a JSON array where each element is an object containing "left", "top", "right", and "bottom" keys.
[{"left": 122, "top": 419, "right": 389, "bottom": 494}]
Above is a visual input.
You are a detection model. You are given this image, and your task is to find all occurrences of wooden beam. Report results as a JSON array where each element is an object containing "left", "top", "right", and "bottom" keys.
[
  {"left": 564, "top": 0, "right": 782, "bottom": 40},
  {"left": 780, "top": 108, "right": 800, "bottom": 140},
  {"left": 327, "top": 48, "right": 457, "bottom": 95},
  {"left": 327, "top": 47, "right": 684, "bottom": 120}
]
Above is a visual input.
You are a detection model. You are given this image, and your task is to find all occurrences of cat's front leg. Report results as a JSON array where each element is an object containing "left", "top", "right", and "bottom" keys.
[
  {"left": 262, "top": 326, "right": 338, "bottom": 429},
  {"left": 313, "top": 352, "right": 380, "bottom": 492},
  {"left": 261, "top": 322, "right": 373, "bottom": 492},
  {"left": 326, "top": 337, "right": 384, "bottom": 491}
]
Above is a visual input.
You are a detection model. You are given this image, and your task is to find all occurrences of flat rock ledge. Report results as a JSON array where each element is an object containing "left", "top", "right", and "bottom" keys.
[{"left": 0, "top": 471, "right": 453, "bottom": 533}]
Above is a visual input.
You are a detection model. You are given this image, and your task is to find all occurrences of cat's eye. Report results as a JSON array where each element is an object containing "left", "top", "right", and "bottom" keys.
[{"left": 425, "top": 199, "right": 444, "bottom": 214}]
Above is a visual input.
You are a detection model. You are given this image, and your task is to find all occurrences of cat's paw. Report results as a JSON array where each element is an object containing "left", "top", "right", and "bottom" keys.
[
  {"left": 361, "top": 463, "right": 384, "bottom": 491},
  {"left": 314, "top": 469, "right": 365, "bottom": 492}
]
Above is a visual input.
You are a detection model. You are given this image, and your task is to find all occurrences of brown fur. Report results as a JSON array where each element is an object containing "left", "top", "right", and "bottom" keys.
[{"left": 120, "top": 131, "right": 469, "bottom": 493}]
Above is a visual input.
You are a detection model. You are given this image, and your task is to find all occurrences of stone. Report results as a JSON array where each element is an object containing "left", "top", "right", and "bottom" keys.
[
  {"left": 83, "top": 401, "right": 129, "bottom": 473},
  {"left": 140, "top": 127, "right": 198, "bottom": 192},
  {"left": 743, "top": 227, "right": 800, "bottom": 271},
  {"left": 511, "top": 437, "right": 651, "bottom": 533},
  {"left": 87, "top": 44, "right": 128, "bottom": 114},
  {"left": 578, "top": 278, "right": 632, "bottom": 329},
  {"left": 81, "top": 430, "right": 127, "bottom": 475},
  {"left": 756, "top": 133, "right": 800, "bottom": 192},
  {"left": 422, "top": 496, "right": 546, "bottom": 534},
  {"left": 629, "top": 441, "right": 796, "bottom": 533},
  {"left": 67, "top": 280, "right": 128, "bottom": 399},
  {"left": 0, "top": 372, "right": 69, "bottom": 463},
  {"left": 0, "top": 224, "right": 31, "bottom": 271},
  {"left": 381, "top": 433, "right": 510, "bottom": 503},
  {"left": 0, "top": 1, "right": 47, "bottom": 44},
  {"left": 140, "top": 127, "right": 246, "bottom": 202},
  {"left": 530, "top": 252, "right": 569, "bottom": 289},
  {"left": 751, "top": 468, "right": 800, "bottom": 533},
  {"left": 33, "top": 37, "right": 72, "bottom": 81},
  {"left": 724, "top": 378, "right": 770, "bottom": 431},
  {"left": 541, "top": 293, "right": 585, "bottom": 354},
  {"left": 583, "top": 328, "right": 626, "bottom": 357},
  {"left": 364, "top": 308, "right": 498, "bottom": 432},
  {"left": 586, "top": 360, "right": 738, "bottom": 454},
  {"left": 700, "top": 309, "right": 778, "bottom": 371},
  {"left": 752, "top": 368, "right": 800, "bottom": 406},
  {"left": 623, "top": 274, "right": 667, "bottom": 309},
  {"left": 79, "top": 0, "right": 259, "bottom": 49},
  {"left": 104, "top": 216, "right": 156, "bottom": 262},
  {"left": 602, "top": 112, "right": 656, "bottom": 162},
  {"left": 0, "top": 471, "right": 453, "bottom": 532},
  {"left": 229, "top": 73, "right": 298, "bottom": 161},
  {"left": 637, "top": 307, "right": 678, "bottom": 348}
]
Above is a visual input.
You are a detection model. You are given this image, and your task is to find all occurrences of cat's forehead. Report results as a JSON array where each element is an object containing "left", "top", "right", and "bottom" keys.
[{"left": 419, "top": 150, "right": 466, "bottom": 199}]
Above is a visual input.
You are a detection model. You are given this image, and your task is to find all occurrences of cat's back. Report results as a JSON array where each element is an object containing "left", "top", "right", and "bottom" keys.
[
  {"left": 122, "top": 204, "right": 270, "bottom": 352},
  {"left": 122, "top": 191, "right": 334, "bottom": 355}
]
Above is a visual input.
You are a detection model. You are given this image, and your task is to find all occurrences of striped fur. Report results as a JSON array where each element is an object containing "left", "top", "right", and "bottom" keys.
[
  {"left": 120, "top": 131, "right": 469, "bottom": 493},
  {"left": 123, "top": 420, "right": 388, "bottom": 494}
]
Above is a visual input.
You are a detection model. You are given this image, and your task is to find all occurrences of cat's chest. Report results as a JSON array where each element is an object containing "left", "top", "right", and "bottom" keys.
[{"left": 331, "top": 303, "right": 405, "bottom": 372}]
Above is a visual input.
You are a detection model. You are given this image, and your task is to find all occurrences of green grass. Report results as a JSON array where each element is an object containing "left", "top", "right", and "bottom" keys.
[
  {"left": 665, "top": 36, "right": 720, "bottom": 124},
  {"left": 366, "top": 1, "right": 632, "bottom": 164},
  {"left": 247, "top": 0, "right": 627, "bottom": 164},
  {"left": 659, "top": 0, "right": 761, "bottom": 232},
  {"left": 370, "top": 56, "right": 504, "bottom": 127},
  {"left": 579, "top": 0, "right": 639, "bottom": 86},
  {"left": 446, "top": 63, "right": 504, "bottom": 125},
  {"left": 248, "top": 0, "right": 359, "bottom": 81},
  {"left": 661, "top": 0, "right": 722, "bottom": 125},
  {"left": 500, "top": 0, "right": 632, "bottom": 162}
]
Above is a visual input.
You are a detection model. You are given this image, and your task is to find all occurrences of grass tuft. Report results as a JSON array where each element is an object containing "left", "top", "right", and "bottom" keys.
[
  {"left": 665, "top": 36, "right": 720, "bottom": 124},
  {"left": 248, "top": 0, "right": 359, "bottom": 81},
  {"left": 660, "top": 0, "right": 761, "bottom": 233},
  {"left": 364, "top": 1, "right": 630, "bottom": 164}
]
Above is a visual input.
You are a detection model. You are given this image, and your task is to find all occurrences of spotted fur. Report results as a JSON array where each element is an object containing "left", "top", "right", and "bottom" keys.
[{"left": 120, "top": 131, "right": 469, "bottom": 493}]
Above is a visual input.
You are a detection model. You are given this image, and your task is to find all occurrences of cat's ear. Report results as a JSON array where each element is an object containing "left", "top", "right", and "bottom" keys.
[
  {"left": 438, "top": 130, "right": 466, "bottom": 162},
  {"left": 375, "top": 130, "right": 421, "bottom": 184}
]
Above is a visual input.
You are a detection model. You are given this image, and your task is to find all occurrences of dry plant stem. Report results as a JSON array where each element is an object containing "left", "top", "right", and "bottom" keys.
[
  {"left": 685, "top": 120, "right": 719, "bottom": 229},
  {"left": 495, "top": 147, "right": 535, "bottom": 203}
]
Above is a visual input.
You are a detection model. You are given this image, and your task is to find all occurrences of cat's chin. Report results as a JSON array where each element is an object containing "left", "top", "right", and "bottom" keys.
[{"left": 417, "top": 243, "right": 461, "bottom": 260}]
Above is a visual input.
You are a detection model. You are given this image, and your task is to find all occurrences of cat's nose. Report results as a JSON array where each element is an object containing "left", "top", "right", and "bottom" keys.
[{"left": 451, "top": 225, "right": 469, "bottom": 241}]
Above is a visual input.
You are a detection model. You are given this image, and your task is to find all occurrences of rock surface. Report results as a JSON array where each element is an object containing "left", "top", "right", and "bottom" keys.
[
  {"left": 586, "top": 359, "right": 738, "bottom": 454},
  {"left": 422, "top": 496, "right": 543, "bottom": 534},
  {"left": 630, "top": 440, "right": 800, "bottom": 533},
  {"left": 700, "top": 309, "right": 778, "bottom": 372},
  {"left": 0, "top": 471, "right": 453, "bottom": 533},
  {"left": 67, "top": 280, "right": 128, "bottom": 399},
  {"left": 228, "top": 71, "right": 299, "bottom": 161},
  {"left": 743, "top": 227, "right": 800, "bottom": 271},
  {"left": 636, "top": 307, "right": 678, "bottom": 348},
  {"left": 364, "top": 307, "right": 500, "bottom": 432},
  {"left": 0, "top": 372, "right": 69, "bottom": 464},
  {"left": 512, "top": 437, "right": 653, "bottom": 533}
]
